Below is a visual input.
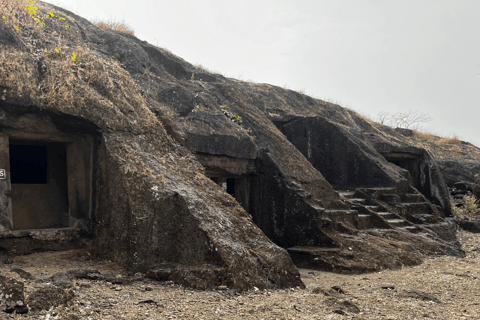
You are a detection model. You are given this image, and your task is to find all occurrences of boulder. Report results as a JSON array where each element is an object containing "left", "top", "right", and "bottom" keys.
[
  {"left": 454, "top": 181, "right": 474, "bottom": 192},
  {"left": 0, "top": 275, "right": 28, "bottom": 314},
  {"left": 27, "top": 285, "right": 75, "bottom": 312},
  {"left": 436, "top": 160, "right": 480, "bottom": 188},
  {"left": 456, "top": 219, "right": 480, "bottom": 233}
]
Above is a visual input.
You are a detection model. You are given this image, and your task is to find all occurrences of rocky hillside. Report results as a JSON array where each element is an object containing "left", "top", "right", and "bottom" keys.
[{"left": 0, "top": 0, "right": 473, "bottom": 291}]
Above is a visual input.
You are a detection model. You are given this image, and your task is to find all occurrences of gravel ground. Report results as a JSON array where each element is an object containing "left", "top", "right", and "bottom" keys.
[{"left": 2, "top": 230, "right": 479, "bottom": 319}]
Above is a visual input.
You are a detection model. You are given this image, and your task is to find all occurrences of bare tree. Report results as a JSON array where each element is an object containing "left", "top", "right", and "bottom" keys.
[
  {"left": 377, "top": 110, "right": 432, "bottom": 129},
  {"left": 377, "top": 111, "right": 390, "bottom": 125}
]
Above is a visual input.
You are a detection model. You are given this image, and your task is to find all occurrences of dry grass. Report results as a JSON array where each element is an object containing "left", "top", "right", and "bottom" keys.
[
  {"left": 0, "top": 0, "right": 48, "bottom": 35},
  {"left": 345, "top": 107, "right": 375, "bottom": 125},
  {"left": 437, "top": 135, "right": 462, "bottom": 145},
  {"left": 413, "top": 129, "right": 439, "bottom": 142},
  {"left": 93, "top": 19, "right": 134, "bottom": 35},
  {"left": 194, "top": 63, "right": 212, "bottom": 73},
  {"left": 1, "top": 0, "right": 157, "bottom": 133}
]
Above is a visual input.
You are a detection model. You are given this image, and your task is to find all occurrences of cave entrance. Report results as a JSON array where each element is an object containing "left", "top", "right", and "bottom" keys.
[
  {"left": 383, "top": 153, "right": 421, "bottom": 189},
  {"left": 9, "top": 140, "right": 69, "bottom": 230},
  {"left": 197, "top": 154, "right": 255, "bottom": 213},
  {"left": 0, "top": 133, "right": 93, "bottom": 232},
  {"left": 211, "top": 176, "right": 249, "bottom": 211}
]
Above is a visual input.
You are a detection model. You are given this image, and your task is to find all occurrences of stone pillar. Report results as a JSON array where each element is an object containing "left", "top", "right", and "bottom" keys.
[
  {"left": 0, "top": 135, "right": 12, "bottom": 231},
  {"left": 234, "top": 178, "right": 249, "bottom": 212}
]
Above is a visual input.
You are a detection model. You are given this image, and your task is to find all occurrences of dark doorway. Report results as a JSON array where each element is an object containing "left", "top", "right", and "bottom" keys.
[
  {"left": 10, "top": 145, "right": 48, "bottom": 184},
  {"left": 226, "top": 178, "right": 235, "bottom": 196},
  {"left": 383, "top": 153, "right": 421, "bottom": 190},
  {"left": 9, "top": 140, "right": 69, "bottom": 230}
]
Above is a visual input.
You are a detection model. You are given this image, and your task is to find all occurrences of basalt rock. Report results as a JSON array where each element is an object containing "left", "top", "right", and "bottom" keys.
[
  {"left": 0, "top": 2, "right": 469, "bottom": 290},
  {"left": 27, "top": 285, "right": 75, "bottom": 312},
  {"left": 0, "top": 275, "right": 27, "bottom": 314},
  {"left": 474, "top": 174, "right": 480, "bottom": 199}
]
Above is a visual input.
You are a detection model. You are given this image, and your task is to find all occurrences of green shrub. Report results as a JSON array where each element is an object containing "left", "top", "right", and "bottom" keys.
[{"left": 454, "top": 192, "right": 479, "bottom": 219}]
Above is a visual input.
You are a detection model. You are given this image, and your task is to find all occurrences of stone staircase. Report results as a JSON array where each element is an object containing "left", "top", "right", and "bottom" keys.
[
  {"left": 337, "top": 189, "right": 417, "bottom": 233},
  {"left": 287, "top": 187, "right": 452, "bottom": 269}
]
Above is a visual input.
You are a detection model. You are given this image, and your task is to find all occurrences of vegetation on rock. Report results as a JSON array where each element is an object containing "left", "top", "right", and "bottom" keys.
[
  {"left": 453, "top": 192, "right": 480, "bottom": 219},
  {"left": 92, "top": 19, "right": 134, "bottom": 35}
]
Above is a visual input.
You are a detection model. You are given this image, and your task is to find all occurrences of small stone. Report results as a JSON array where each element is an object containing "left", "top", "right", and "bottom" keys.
[
  {"left": 331, "top": 285, "right": 346, "bottom": 294},
  {"left": 380, "top": 285, "right": 395, "bottom": 290}
]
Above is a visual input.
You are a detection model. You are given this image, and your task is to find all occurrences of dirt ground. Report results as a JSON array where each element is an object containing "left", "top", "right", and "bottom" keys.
[{"left": 1, "top": 230, "right": 479, "bottom": 320}]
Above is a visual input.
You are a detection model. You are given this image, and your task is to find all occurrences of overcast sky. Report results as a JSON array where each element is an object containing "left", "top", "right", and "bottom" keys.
[{"left": 47, "top": 0, "right": 480, "bottom": 146}]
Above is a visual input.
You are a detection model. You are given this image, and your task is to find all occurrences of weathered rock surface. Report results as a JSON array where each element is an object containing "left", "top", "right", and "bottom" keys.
[
  {"left": 0, "top": 1, "right": 470, "bottom": 290},
  {"left": 474, "top": 174, "right": 480, "bottom": 199},
  {"left": 421, "top": 139, "right": 480, "bottom": 188},
  {"left": 456, "top": 219, "right": 480, "bottom": 233},
  {"left": 0, "top": 275, "right": 28, "bottom": 314},
  {"left": 437, "top": 160, "right": 480, "bottom": 187},
  {"left": 0, "top": 3, "right": 305, "bottom": 291},
  {"left": 27, "top": 285, "right": 75, "bottom": 311}
]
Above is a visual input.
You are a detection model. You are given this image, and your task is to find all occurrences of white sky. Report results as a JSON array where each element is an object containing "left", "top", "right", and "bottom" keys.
[{"left": 47, "top": 0, "right": 480, "bottom": 146}]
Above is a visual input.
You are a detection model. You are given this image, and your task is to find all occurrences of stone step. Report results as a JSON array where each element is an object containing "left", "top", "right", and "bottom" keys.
[
  {"left": 376, "top": 212, "right": 398, "bottom": 220},
  {"left": 356, "top": 214, "right": 371, "bottom": 230},
  {"left": 287, "top": 246, "right": 340, "bottom": 255},
  {"left": 338, "top": 191, "right": 356, "bottom": 199},
  {"left": 364, "top": 205, "right": 381, "bottom": 212},
  {"left": 349, "top": 198, "right": 367, "bottom": 204},
  {"left": 363, "top": 187, "right": 396, "bottom": 198},
  {"left": 400, "top": 193, "right": 425, "bottom": 203},
  {"left": 386, "top": 219, "right": 410, "bottom": 228},
  {"left": 399, "top": 226, "right": 418, "bottom": 233},
  {"left": 323, "top": 210, "right": 359, "bottom": 230},
  {"left": 323, "top": 209, "right": 358, "bottom": 216},
  {"left": 287, "top": 246, "right": 341, "bottom": 269},
  {"left": 379, "top": 193, "right": 401, "bottom": 206},
  {"left": 398, "top": 202, "right": 432, "bottom": 215}
]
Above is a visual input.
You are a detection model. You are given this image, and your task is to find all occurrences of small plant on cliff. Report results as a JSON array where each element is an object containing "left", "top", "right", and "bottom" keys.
[
  {"left": 234, "top": 115, "right": 242, "bottom": 124},
  {"left": 453, "top": 192, "right": 479, "bottom": 220},
  {"left": 463, "top": 193, "right": 479, "bottom": 216}
]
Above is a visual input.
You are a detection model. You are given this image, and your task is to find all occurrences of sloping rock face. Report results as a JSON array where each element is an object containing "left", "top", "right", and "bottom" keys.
[
  {"left": 0, "top": 1, "right": 465, "bottom": 288},
  {"left": 0, "top": 4, "right": 304, "bottom": 291},
  {"left": 474, "top": 174, "right": 480, "bottom": 199},
  {"left": 228, "top": 84, "right": 452, "bottom": 215},
  {"left": 423, "top": 141, "right": 480, "bottom": 188}
]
